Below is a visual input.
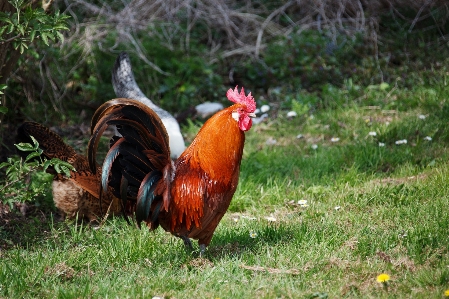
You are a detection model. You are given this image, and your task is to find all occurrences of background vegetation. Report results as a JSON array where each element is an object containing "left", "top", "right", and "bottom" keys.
[{"left": 1, "top": 0, "right": 449, "bottom": 298}]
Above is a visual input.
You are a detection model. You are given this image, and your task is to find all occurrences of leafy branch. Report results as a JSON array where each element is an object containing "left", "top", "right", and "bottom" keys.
[
  {"left": 0, "top": 0, "right": 70, "bottom": 53},
  {"left": 0, "top": 135, "right": 75, "bottom": 206}
]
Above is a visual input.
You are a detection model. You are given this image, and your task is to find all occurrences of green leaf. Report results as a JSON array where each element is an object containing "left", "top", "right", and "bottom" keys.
[
  {"left": 0, "top": 13, "right": 13, "bottom": 24},
  {"left": 30, "top": 29, "right": 36, "bottom": 42},
  {"left": 55, "top": 31, "right": 64, "bottom": 43},
  {"left": 0, "top": 162, "right": 10, "bottom": 169},
  {"left": 46, "top": 32, "right": 55, "bottom": 42},
  {"left": 6, "top": 23, "right": 15, "bottom": 34},
  {"left": 41, "top": 32, "right": 49, "bottom": 45},
  {"left": 42, "top": 160, "right": 52, "bottom": 171},
  {"left": 29, "top": 136, "right": 40, "bottom": 150},
  {"left": 15, "top": 141, "right": 37, "bottom": 152},
  {"left": 53, "top": 24, "right": 69, "bottom": 31},
  {"left": 0, "top": 25, "right": 7, "bottom": 37},
  {"left": 51, "top": 159, "right": 75, "bottom": 171},
  {"left": 26, "top": 161, "right": 39, "bottom": 168},
  {"left": 54, "top": 163, "right": 61, "bottom": 173},
  {"left": 5, "top": 165, "right": 16, "bottom": 176},
  {"left": 0, "top": 106, "right": 7, "bottom": 114},
  {"left": 25, "top": 151, "right": 42, "bottom": 162},
  {"left": 60, "top": 165, "right": 71, "bottom": 177},
  {"left": 17, "top": 24, "right": 25, "bottom": 35}
]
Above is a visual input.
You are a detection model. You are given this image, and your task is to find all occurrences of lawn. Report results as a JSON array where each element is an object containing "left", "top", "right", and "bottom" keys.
[{"left": 1, "top": 76, "right": 449, "bottom": 298}]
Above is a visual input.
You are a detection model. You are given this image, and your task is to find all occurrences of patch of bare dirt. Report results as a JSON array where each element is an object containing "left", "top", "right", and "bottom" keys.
[
  {"left": 187, "top": 258, "right": 214, "bottom": 270},
  {"left": 44, "top": 262, "right": 76, "bottom": 280}
]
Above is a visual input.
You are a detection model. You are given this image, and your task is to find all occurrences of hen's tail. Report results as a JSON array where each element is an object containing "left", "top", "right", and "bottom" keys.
[
  {"left": 112, "top": 52, "right": 151, "bottom": 106},
  {"left": 16, "top": 122, "right": 83, "bottom": 167},
  {"left": 88, "top": 98, "right": 171, "bottom": 227},
  {"left": 111, "top": 52, "right": 186, "bottom": 158}
]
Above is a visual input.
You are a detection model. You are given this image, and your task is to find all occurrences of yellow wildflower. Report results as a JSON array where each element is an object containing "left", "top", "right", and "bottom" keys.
[
  {"left": 376, "top": 273, "right": 390, "bottom": 283},
  {"left": 444, "top": 289, "right": 449, "bottom": 297}
]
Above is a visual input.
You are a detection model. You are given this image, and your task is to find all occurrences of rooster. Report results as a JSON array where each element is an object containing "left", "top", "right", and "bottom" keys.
[
  {"left": 88, "top": 86, "right": 256, "bottom": 253},
  {"left": 16, "top": 122, "right": 122, "bottom": 221},
  {"left": 112, "top": 52, "right": 186, "bottom": 158}
]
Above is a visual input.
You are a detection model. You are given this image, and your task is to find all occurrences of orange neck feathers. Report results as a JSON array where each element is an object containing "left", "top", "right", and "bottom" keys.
[{"left": 180, "top": 104, "right": 245, "bottom": 180}]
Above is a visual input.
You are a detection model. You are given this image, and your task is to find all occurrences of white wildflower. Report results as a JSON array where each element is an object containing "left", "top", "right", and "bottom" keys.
[
  {"left": 249, "top": 231, "right": 258, "bottom": 238},
  {"left": 296, "top": 134, "right": 304, "bottom": 139},
  {"left": 254, "top": 108, "right": 261, "bottom": 114},
  {"left": 260, "top": 105, "right": 270, "bottom": 113},
  {"left": 265, "top": 216, "right": 277, "bottom": 222},
  {"left": 418, "top": 114, "right": 426, "bottom": 120},
  {"left": 398, "top": 231, "right": 408, "bottom": 238},
  {"left": 298, "top": 199, "right": 308, "bottom": 206},
  {"left": 378, "top": 142, "right": 385, "bottom": 147},
  {"left": 311, "top": 144, "right": 318, "bottom": 150},
  {"left": 368, "top": 131, "right": 377, "bottom": 136},
  {"left": 395, "top": 139, "right": 407, "bottom": 145},
  {"left": 287, "top": 111, "right": 297, "bottom": 118},
  {"left": 334, "top": 206, "right": 341, "bottom": 211},
  {"left": 265, "top": 137, "right": 277, "bottom": 145},
  {"left": 424, "top": 136, "right": 432, "bottom": 141},
  {"left": 330, "top": 137, "right": 340, "bottom": 142},
  {"left": 232, "top": 217, "right": 239, "bottom": 223}
]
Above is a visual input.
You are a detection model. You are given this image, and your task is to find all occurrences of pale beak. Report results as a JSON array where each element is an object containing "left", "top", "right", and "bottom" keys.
[{"left": 248, "top": 112, "right": 256, "bottom": 118}]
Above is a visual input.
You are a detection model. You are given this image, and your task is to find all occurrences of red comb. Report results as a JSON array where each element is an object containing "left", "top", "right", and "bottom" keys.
[{"left": 226, "top": 86, "right": 256, "bottom": 113}]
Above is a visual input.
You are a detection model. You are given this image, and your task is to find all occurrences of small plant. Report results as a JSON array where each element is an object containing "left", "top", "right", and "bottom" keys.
[
  {"left": 0, "top": 0, "right": 70, "bottom": 53},
  {"left": 0, "top": 136, "right": 74, "bottom": 208}
]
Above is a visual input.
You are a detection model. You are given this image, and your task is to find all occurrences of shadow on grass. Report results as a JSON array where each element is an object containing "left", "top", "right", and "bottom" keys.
[
  {"left": 207, "top": 223, "right": 301, "bottom": 260},
  {"left": 0, "top": 203, "right": 71, "bottom": 251}
]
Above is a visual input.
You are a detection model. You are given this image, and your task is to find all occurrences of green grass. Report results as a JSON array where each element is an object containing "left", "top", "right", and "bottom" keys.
[{"left": 2, "top": 78, "right": 449, "bottom": 298}]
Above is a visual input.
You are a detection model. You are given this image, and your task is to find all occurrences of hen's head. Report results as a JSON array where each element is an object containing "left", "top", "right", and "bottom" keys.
[{"left": 227, "top": 86, "right": 256, "bottom": 132}]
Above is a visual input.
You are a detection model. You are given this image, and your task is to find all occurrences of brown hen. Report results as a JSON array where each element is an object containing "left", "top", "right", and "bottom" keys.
[{"left": 17, "top": 122, "right": 121, "bottom": 221}]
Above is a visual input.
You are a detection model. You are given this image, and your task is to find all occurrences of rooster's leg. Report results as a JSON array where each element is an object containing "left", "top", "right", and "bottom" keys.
[
  {"left": 199, "top": 244, "right": 206, "bottom": 257},
  {"left": 179, "top": 236, "right": 193, "bottom": 250}
]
